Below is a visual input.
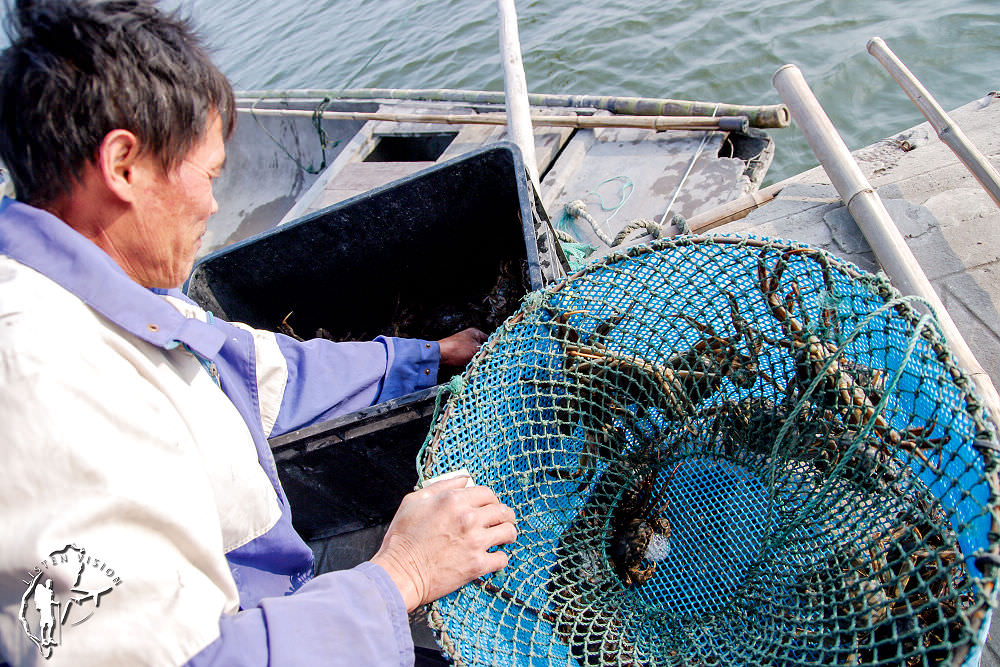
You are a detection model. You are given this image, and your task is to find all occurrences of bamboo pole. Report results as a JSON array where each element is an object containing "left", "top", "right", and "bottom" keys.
[
  {"left": 234, "top": 106, "right": 750, "bottom": 132},
  {"left": 235, "top": 88, "right": 791, "bottom": 129},
  {"left": 685, "top": 182, "right": 784, "bottom": 233},
  {"left": 496, "top": 0, "right": 539, "bottom": 191},
  {"left": 773, "top": 63, "right": 1000, "bottom": 428},
  {"left": 867, "top": 37, "right": 1000, "bottom": 209}
]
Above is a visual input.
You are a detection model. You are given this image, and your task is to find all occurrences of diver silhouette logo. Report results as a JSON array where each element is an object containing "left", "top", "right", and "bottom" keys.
[{"left": 18, "top": 544, "right": 122, "bottom": 659}]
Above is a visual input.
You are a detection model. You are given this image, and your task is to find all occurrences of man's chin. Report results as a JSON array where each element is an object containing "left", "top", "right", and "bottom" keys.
[{"left": 141, "top": 263, "right": 196, "bottom": 290}]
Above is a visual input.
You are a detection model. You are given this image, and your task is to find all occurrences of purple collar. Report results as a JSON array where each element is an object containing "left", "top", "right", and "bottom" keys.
[{"left": 0, "top": 197, "right": 226, "bottom": 358}]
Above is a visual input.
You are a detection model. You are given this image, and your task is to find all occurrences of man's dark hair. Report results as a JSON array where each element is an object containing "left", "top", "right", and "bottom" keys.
[{"left": 0, "top": 0, "right": 235, "bottom": 206}]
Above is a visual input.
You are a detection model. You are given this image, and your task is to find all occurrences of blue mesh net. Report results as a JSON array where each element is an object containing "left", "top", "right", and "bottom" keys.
[{"left": 419, "top": 236, "right": 1000, "bottom": 666}]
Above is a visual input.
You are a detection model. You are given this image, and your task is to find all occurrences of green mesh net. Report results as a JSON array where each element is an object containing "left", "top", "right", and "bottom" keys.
[{"left": 418, "top": 235, "right": 1000, "bottom": 666}]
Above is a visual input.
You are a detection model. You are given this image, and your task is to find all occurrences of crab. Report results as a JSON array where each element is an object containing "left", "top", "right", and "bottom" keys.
[
  {"left": 666, "top": 291, "right": 764, "bottom": 403},
  {"left": 544, "top": 308, "right": 676, "bottom": 486},
  {"left": 790, "top": 468, "right": 971, "bottom": 665},
  {"left": 545, "top": 298, "right": 764, "bottom": 486},
  {"left": 543, "top": 457, "right": 678, "bottom": 665},
  {"left": 851, "top": 504, "right": 970, "bottom": 665},
  {"left": 757, "top": 247, "right": 947, "bottom": 473},
  {"left": 607, "top": 464, "right": 676, "bottom": 587},
  {"left": 553, "top": 296, "right": 763, "bottom": 421}
]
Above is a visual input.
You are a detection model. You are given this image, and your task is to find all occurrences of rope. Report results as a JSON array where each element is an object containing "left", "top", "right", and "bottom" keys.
[
  {"left": 310, "top": 97, "right": 333, "bottom": 172},
  {"left": 559, "top": 200, "right": 614, "bottom": 246},
  {"left": 553, "top": 228, "right": 598, "bottom": 269},
  {"left": 249, "top": 97, "right": 332, "bottom": 175},
  {"left": 558, "top": 175, "right": 638, "bottom": 249},
  {"left": 559, "top": 179, "right": 692, "bottom": 250},
  {"left": 607, "top": 103, "right": 717, "bottom": 246},
  {"left": 658, "top": 103, "right": 721, "bottom": 227},
  {"left": 611, "top": 213, "right": 689, "bottom": 246},
  {"left": 560, "top": 241, "right": 598, "bottom": 270},
  {"left": 587, "top": 175, "right": 634, "bottom": 227}
]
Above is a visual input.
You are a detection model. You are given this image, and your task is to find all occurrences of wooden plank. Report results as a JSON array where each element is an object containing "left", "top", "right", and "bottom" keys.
[
  {"left": 438, "top": 123, "right": 507, "bottom": 162},
  {"left": 278, "top": 120, "right": 380, "bottom": 224},
  {"left": 304, "top": 161, "right": 436, "bottom": 213}
]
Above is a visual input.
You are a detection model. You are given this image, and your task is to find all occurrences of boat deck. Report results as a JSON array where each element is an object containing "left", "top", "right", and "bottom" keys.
[{"left": 203, "top": 96, "right": 772, "bottom": 258}]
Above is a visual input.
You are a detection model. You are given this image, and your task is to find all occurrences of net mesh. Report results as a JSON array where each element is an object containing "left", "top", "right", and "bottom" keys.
[{"left": 418, "top": 236, "right": 1000, "bottom": 666}]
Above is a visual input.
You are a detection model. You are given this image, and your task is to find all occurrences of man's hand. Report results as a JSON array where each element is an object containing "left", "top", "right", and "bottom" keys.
[
  {"left": 437, "top": 328, "right": 488, "bottom": 368},
  {"left": 370, "top": 476, "right": 517, "bottom": 612}
]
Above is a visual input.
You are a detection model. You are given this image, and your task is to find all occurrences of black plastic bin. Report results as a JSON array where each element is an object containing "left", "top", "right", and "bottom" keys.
[{"left": 187, "top": 144, "right": 545, "bottom": 541}]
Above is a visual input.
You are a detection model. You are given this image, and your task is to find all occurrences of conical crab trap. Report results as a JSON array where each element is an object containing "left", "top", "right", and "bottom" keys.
[{"left": 418, "top": 236, "right": 1000, "bottom": 666}]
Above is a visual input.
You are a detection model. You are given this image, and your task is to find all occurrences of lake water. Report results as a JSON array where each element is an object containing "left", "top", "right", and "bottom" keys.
[
  {"left": 181, "top": 0, "right": 998, "bottom": 183},
  {"left": 3, "top": 1, "right": 998, "bottom": 183}
]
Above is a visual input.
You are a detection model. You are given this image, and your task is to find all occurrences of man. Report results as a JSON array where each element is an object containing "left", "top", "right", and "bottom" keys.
[
  {"left": 30, "top": 581, "right": 53, "bottom": 649},
  {"left": 0, "top": 1, "right": 516, "bottom": 664}
]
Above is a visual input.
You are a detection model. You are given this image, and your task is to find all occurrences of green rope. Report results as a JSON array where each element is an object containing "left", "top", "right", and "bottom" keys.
[
  {"left": 561, "top": 241, "right": 598, "bottom": 271},
  {"left": 553, "top": 227, "right": 597, "bottom": 270},
  {"left": 310, "top": 97, "right": 333, "bottom": 173},
  {"left": 587, "top": 175, "right": 634, "bottom": 226},
  {"left": 557, "top": 175, "right": 692, "bottom": 250},
  {"left": 555, "top": 175, "right": 634, "bottom": 249}
]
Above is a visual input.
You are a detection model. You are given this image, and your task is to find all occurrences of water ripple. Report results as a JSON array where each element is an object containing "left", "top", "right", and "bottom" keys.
[{"left": 35, "top": 0, "right": 992, "bottom": 182}]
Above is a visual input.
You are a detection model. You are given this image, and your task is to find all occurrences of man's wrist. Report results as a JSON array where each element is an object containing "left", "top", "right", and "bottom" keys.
[{"left": 370, "top": 553, "right": 421, "bottom": 612}]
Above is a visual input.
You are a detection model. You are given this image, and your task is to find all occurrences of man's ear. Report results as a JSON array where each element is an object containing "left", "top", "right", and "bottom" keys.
[{"left": 97, "top": 129, "right": 142, "bottom": 203}]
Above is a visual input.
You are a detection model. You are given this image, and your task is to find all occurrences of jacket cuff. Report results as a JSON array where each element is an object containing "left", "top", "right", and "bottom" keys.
[{"left": 377, "top": 337, "right": 440, "bottom": 401}]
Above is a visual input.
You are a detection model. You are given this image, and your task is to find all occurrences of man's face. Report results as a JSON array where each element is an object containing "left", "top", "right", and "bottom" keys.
[{"left": 127, "top": 113, "right": 225, "bottom": 288}]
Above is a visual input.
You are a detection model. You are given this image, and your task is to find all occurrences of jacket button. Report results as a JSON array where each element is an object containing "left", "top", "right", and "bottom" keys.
[
  {"left": 147, "top": 323, "right": 159, "bottom": 332},
  {"left": 424, "top": 368, "right": 431, "bottom": 375}
]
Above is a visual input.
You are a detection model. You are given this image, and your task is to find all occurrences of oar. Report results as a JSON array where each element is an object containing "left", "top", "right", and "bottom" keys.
[
  {"left": 496, "top": 0, "right": 539, "bottom": 192},
  {"left": 773, "top": 63, "right": 1000, "bottom": 430}
]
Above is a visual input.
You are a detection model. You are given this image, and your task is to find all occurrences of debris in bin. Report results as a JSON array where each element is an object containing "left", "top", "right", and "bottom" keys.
[{"left": 274, "top": 257, "right": 531, "bottom": 344}]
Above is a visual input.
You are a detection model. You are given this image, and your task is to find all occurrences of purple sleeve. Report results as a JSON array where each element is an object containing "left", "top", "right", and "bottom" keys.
[
  {"left": 186, "top": 563, "right": 414, "bottom": 666},
  {"left": 270, "top": 334, "right": 439, "bottom": 438}
]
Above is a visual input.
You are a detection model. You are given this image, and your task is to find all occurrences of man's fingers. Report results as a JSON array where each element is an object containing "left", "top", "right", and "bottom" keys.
[
  {"left": 477, "top": 502, "right": 516, "bottom": 529},
  {"left": 421, "top": 477, "right": 499, "bottom": 506},
  {"left": 483, "top": 521, "right": 518, "bottom": 547},
  {"left": 481, "top": 549, "right": 510, "bottom": 574},
  {"left": 460, "top": 484, "right": 503, "bottom": 507}
]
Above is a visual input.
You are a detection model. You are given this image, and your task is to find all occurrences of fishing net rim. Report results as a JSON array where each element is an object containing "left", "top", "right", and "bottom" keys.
[{"left": 417, "top": 233, "right": 1000, "bottom": 666}]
